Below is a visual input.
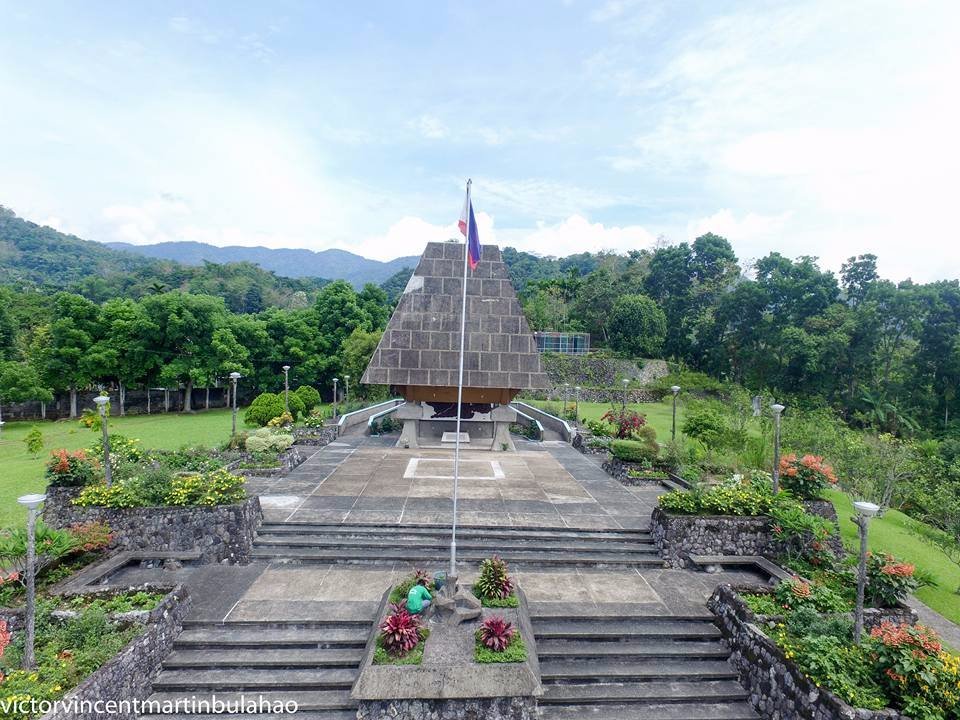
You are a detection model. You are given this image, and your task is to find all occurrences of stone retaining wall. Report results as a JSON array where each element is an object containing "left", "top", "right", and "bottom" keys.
[
  {"left": 41, "top": 584, "right": 191, "bottom": 720},
  {"left": 651, "top": 506, "right": 775, "bottom": 568},
  {"left": 293, "top": 426, "right": 338, "bottom": 446},
  {"left": 231, "top": 446, "right": 308, "bottom": 477},
  {"left": 43, "top": 487, "right": 262, "bottom": 564},
  {"left": 708, "top": 584, "right": 906, "bottom": 720},
  {"left": 357, "top": 697, "right": 538, "bottom": 720}
]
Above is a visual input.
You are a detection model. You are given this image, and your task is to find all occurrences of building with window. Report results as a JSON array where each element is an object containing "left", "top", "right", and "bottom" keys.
[{"left": 533, "top": 331, "right": 590, "bottom": 354}]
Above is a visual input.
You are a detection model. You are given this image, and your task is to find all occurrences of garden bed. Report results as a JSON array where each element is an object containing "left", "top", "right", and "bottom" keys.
[
  {"left": 708, "top": 584, "right": 957, "bottom": 720},
  {"left": 44, "top": 487, "right": 262, "bottom": 564},
  {"left": 601, "top": 457, "right": 675, "bottom": 485},
  {"left": 0, "top": 583, "right": 190, "bottom": 720}
]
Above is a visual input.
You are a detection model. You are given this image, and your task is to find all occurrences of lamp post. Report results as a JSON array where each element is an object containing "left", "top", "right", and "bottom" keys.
[
  {"left": 563, "top": 383, "right": 570, "bottom": 414},
  {"left": 671, "top": 385, "right": 681, "bottom": 443},
  {"left": 332, "top": 378, "right": 339, "bottom": 421},
  {"left": 574, "top": 386, "right": 581, "bottom": 422},
  {"left": 344, "top": 374, "right": 350, "bottom": 406},
  {"left": 771, "top": 403, "right": 785, "bottom": 493},
  {"left": 17, "top": 493, "right": 46, "bottom": 670},
  {"left": 853, "top": 501, "right": 880, "bottom": 643},
  {"left": 621, "top": 378, "right": 629, "bottom": 410},
  {"left": 229, "top": 372, "right": 241, "bottom": 436},
  {"left": 93, "top": 395, "right": 112, "bottom": 487},
  {"left": 282, "top": 365, "right": 291, "bottom": 413}
]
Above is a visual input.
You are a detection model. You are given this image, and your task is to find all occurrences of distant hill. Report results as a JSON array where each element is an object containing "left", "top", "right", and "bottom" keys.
[{"left": 107, "top": 240, "right": 419, "bottom": 288}]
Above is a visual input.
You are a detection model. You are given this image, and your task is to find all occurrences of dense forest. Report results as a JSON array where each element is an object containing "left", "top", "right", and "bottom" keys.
[{"left": 1, "top": 205, "right": 958, "bottom": 442}]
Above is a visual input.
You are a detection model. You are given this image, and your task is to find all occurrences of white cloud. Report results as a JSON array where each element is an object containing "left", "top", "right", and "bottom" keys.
[{"left": 410, "top": 114, "right": 448, "bottom": 140}]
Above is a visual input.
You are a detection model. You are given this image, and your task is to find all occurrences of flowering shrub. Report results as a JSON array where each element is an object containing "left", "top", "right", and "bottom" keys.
[
  {"left": 302, "top": 408, "right": 327, "bottom": 428},
  {"left": 67, "top": 522, "right": 113, "bottom": 553},
  {"left": 772, "top": 577, "right": 849, "bottom": 613},
  {"left": 0, "top": 619, "right": 10, "bottom": 659},
  {"left": 44, "top": 449, "right": 99, "bottom": 487},
  {"left": 245, "top": 427, "right": 294, "bottom": 453},
  {"left": 778, "top": 453, "right": 838, "bottom": 499},
  {"left": 72, "top": 482, "right": 141, "bottom": 509},
  {"left": 266, "top": 412, "right": 294, "bottom": 428},
  {"left": 600, "top": 408, "right": 647, "bottom": 439},
  {"left": 87, "top": 434, "right": 143, "bottom": 467},
  {"left": 477, "top": 616, "right": 515, "bottom": 652},
  {"left": 865, "top": 552, "right": 921, "bottom": 608},
  {"left": 869, "top": 622, "right": 959, "bottom": 719},
  {"left": 475, "top": 556, "right": 514, "bottom": 600},
  {"left": 378, "top": 609, "right": 421, "bottom": 656},
  {"left": 167, "top": 469, "right": 246, "bottom": 507}
]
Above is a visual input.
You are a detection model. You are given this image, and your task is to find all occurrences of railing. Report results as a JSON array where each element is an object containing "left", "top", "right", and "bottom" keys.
[
  {"left": 336, "top": 399, "right": 403, "bottom": 437},
  {"left": 366, "top": 403, "right": 401, "bottom": 434},
  {"left": 510, "top": 400, "right": 574, "bottom": 443},
  {"left": 510, "top": 407, "right": 544, "bottom": 442}
]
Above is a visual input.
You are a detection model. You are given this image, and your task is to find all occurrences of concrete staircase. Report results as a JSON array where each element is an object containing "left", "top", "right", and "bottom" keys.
[
  {"left": 251, "top": 522, "right": 661, "bottom": 567},
  {"left": 141, "top": 619, "right": 370, "bottom": 719},
  {"left": 533, "top": 614, "right": 758, "bottom": 720}
]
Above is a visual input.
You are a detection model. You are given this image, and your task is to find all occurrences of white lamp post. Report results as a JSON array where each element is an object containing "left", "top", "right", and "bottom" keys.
[
  {"left": 771, "top": 404, "right": 786, "bottom": 493},
  {"left": 282, "top": 365, "right": 291, "bottom": 413},
  {"left": 17, "top": 493, "right": 46, "bottom": 670},
  {"left": 229, "top": 372, "right": 241, "bottom": 436},
  {"left": 853, "top": 501, "right": 880, "bottom": 643},
  {"left": 93, "top": 395, "right": 112, "bottom": 487},
  {"left": 671, "top": 385, "right": 681, "bottom": 443},
  {"left": 622, "top": 378, "right": 630, "bottom": 410},
  {"left": 563, "top": 382, "right": 570, "bottom": 414},
  {"left": 574, "top": 386, "right": 581, "bottom": 422},
  {"left": 332, "top": 378, "right": 339, "bottom": 421},
  {"left": 344, "top": 374, "right": 351, "bottom": 406}
]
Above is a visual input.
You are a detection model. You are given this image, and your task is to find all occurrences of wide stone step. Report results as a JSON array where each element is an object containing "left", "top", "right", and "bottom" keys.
[
  {"left": 540, "top": 658, "right": 738, "bottom": 681},
  {"left": 163, "top": 647, "right": 364, "bottom": 668},
  {"left": 176, "top": 625, "right": 368, "bottom": 649},
  {"left": 152, "top": 668, "right": 357, "bottom": 691},
  {"left": 249, "top": 547, "right": 662, "bottom": 566},
  {"left": 254, "top": 535, "right": 655, "bottom": 552},
  {"left": 145, "top": 690, "right": 356, "bottom": 713},
  {"left": 540, "top": 701, "right": 758, "bottom": 719},
  {"left": 536, "top": 638, "right": 730, "bottom": 659},
  {"left": 258, "top": 522, "right": 650, "bottom": 542},
  {"left": 541, "top": 679, "right": 750, "bottom": 704},
  {"left": 533, "top": 619, "right": 721, "bottom": 640}
]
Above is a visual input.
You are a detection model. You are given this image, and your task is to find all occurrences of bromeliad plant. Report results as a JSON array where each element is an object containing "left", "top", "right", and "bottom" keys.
[
  {"left": 378, "top": 608, "right": 422, "bottom": 657},
  {"left": 475, "top": 556, "right": 514, "bottom": 600},
  {"left": 477, "top": 615, "right": 515, "bottom": 652}
]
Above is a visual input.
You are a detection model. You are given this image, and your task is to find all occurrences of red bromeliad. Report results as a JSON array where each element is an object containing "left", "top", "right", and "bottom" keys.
[
  {"left": 478, "top": 615, "right": 516, "bottom": 652},
  {"left": 379, "top": 609, "right": 421, "bottom": 656}
]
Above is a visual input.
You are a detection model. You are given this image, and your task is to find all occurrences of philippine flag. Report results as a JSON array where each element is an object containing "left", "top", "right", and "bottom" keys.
[{"left": 458, "top": 182, "right": 482, "bottom": 270}]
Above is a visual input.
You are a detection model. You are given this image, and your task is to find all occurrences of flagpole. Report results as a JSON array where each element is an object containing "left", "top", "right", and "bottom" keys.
[{"left": 450, "top": 178, "right": 471, "bottom": 580}]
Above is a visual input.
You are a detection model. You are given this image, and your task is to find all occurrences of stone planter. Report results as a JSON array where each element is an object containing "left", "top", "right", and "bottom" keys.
[
  {"left": 293, "top": 425, "right": 338, "bottom": 446},
  {"left": 601, "top": 457, "right": 673, "bottom": 485},
  {"left": 708, "top": 584, "right": 908, "bottom": 720},
  {"left": 44, "top": 487, "right": 262, "bottom": 564},
  {"left": 227, "top": 445, "right": 307, "bottom": 476},
  {"left": 36, "top": 584, "right": 191, "bottom": 720}
]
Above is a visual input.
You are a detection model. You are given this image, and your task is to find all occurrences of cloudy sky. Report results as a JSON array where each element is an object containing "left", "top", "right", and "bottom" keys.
[{"left": 1, "top": 1, "right": 957, "bottom": 281}]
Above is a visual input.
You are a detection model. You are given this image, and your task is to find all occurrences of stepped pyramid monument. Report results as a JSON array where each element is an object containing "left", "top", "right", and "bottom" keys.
[{"left": 362, "top": 241, "right": 550, "bottom": 449}]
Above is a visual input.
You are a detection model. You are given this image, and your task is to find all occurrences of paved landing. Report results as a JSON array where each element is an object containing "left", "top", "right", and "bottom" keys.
[{"left": 248, "top": 437, "right": 660, "bottom": 530}]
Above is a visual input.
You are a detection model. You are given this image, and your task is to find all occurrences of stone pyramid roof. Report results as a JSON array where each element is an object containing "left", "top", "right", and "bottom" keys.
[{"left": 362, "top": 242, "right": 550, "bottom": 390}]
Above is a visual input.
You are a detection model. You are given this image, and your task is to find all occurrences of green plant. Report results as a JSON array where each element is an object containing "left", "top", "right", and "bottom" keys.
[
  {"left": 293, "top": 385, "right": 321, "bottom": 412},
  {"left": 72, "top": 481, "right": 141, "bottom": 509},
  {"left": 475, "top": 556, "right": 514, "bottom": 600},
  {"left": 44, "top": 449, "right": 99, "bottom": 487},
  {"left": 266, "top": 411, "right": 294, "bottom": 428},
  {"left": 477, "top": 615, "right": 515, "bottom": 651},
  {"left": 244, "top": 392, "right": 286, "bottom": 427},
  {"left": 302, "top": 407, "right": 328, "bottom": 428},
  {"left": 122, "top": 465, "right": 176, "bottom": 506},
  {"left": 682, "top": 406, "right": 727, "bottom": 448},
  {"left": 611, "top": 432, "right": 659, "bottom": 463},
  {"left": 600, "top": 408, "right": 648, "bottom": 439},
  {"left": 0, "top": 521, "right": 78, "bottom": 581},
  {"left": 779, "top": 453, "right": 838, "bottom": 499},
  {"left": 474, "top": 629, "right": 527, "bottom": 663},
  {"left": 167, "top": 468, "right": 246, "bottom": 506},
  {"left": 741, "top": 592, "right": 781, "bottom": 616},
  {"left": 67, "top": 522, "right": 113, "bottom": 552},
  {"left": 23, "top": 427, "right": 44, "bottom": 456},
  {"left": 866, "top": 552, "right": 922, "bottom": 607},
  {"left": 585, "top": 418, "right": 613, "bottom": 437},
  {"left": 67, "top": 590, "right": 165, "bottom": 614},
  {"left": 772, "top": 577, "right": 849, "bottom": 613},
  {"left": 378, "top": 609, "right": 422, "bottom": 656}
]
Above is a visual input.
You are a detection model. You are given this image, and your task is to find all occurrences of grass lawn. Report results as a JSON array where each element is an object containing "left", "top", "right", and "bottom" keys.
[
  {"left": 0, "top": 408, "right": 245, "bottom": 529},
  {"left": 826, "top": 489, "right": 960, "bottom": 626},
  {"left": 527, "top": 399, "right": 685, "bottom": 442}
]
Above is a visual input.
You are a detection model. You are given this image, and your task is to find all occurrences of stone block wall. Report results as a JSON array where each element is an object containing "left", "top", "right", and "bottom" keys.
[
  {"left": 708, "top": 584, "right": 906, "bottom": 720},
  {"left": 44, "top": 487, "right": 262, "bottom": 564},
  {"left": 651, "top": 506, "right": 775, "bottom": 568},
  {"left": 41, "top": 585, "right": 191, "bottom": 720},
  {"left": 357, "top": 697, "right": 539, "bottom": 720}
]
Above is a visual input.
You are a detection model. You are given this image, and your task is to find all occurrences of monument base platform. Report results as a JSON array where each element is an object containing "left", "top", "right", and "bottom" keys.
[{"left": 395, "top": 401, "right": 517, "bottom": 451}]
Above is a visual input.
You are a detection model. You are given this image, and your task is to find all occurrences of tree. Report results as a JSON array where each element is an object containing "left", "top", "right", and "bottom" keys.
[
  {"left": 341, "top": 328, "right": 385, "bottom": 399},
  {"left": 0, "top": 361, "right": 53, "bottom": 426},
  {"left": 44, "top": 293, "right": 100, "bottom": 417},
  {"left": 607, "top": 295, "right": 667, "bottom": 358},
  {"left": 84, "top": 298, "right": 156, "bottom": 414},
  {"left": 140, "top": 292, "right": 231, "bottom": 412}
]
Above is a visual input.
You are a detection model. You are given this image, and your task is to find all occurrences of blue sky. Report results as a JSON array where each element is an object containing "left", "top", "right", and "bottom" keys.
[{"left": 1, "top": 1, "right": 957, "bottom": 280}]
